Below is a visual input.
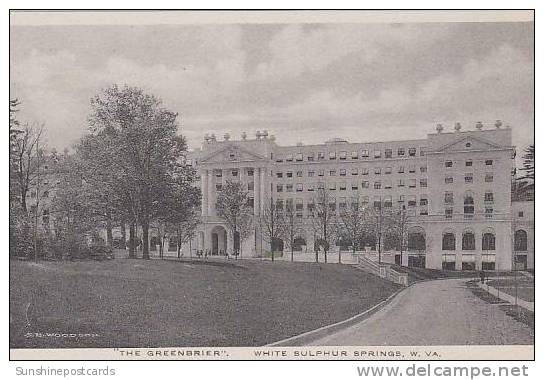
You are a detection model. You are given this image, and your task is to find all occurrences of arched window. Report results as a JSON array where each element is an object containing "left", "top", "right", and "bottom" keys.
[
  {"left": 514, "top": 230, "right": 528, "bottom": 251},
  {"left": 464, "top": 192, "right": 474, "bottom": 215},
  {"left": 482, "top": 232, "right": 496, "bottom": 251},
  {"left": 462, "top": 231, "right": 475, "bottom": 250},
  {"left": 442, "top": 232, "right": 456, "bottom": 251}
]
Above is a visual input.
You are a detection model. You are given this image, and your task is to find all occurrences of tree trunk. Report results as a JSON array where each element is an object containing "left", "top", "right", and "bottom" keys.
[
  {"left": 106, "top": 210, "right": 113, "bottom": 248},
  {"left": 142, "top": 220, "right": 150, "bottom": 259},
  {"left": 177, "top": 233, "right": 182, "bottom": 259},
  {"left": 129, "top": 223, "right": 136, "bottom": 258},
  {"left": 159, "top": 235, "right": 164, "bottom": 259},
  {"left": 291, "top": 246, "right": 294, "bottom": 262},
  {"left": 21, "top": 191, "right": 28, "bottom": 214},
  {"left": 120, "top": 221, "right": 127, "bottom": 250}
]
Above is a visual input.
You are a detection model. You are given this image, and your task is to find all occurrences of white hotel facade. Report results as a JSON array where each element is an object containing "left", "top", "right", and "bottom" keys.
[{"left": 184, "top": 122, "right": 533, "bottom": 271}]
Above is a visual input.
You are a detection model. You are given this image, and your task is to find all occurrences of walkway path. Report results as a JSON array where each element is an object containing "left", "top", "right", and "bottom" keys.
[{"left": 307, "top": 278, "right": 534, "bottom": 346}]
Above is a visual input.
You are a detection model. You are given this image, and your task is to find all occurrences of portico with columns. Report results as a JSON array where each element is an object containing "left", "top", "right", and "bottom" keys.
[{"left": 196, "top": 133, "right": 275, "bottom": 257}]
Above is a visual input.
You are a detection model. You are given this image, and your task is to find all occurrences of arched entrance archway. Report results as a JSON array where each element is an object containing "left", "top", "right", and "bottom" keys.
[{"left": 211, "top": 226, "right": 228, "bottom": 255}]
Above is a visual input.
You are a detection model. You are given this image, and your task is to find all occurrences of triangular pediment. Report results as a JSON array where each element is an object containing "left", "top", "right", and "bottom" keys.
[
  {"left": 200, "top": 143, "right": 267, "bottom": 164},
  {"left": 435, "top": 135, "right": 504, "bottom": 153}
]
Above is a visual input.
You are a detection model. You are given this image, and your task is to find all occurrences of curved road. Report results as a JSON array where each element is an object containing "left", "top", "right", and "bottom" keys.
[{"left": 307, "top": 279, "right": 534, "bottom": 346}]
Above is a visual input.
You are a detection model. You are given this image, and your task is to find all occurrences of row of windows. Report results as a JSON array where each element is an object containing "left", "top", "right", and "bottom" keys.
[
  {"left": 444, "top": 192, "right": 495, "bottom": 205},
  {"left": 271, "top": 197, "right": 428, "bottom": 216},
  {"left": 213, "top": 168, "right": 254, "bottom": 177},
  {"left": 275, "top": 179, "right": 428, "bottom": 192},
  {"left": 444, "top": 173, "right": 494, "bottom": 184},
  {"left": 276, "top": 166, "right": 427, "bottom": 178},
  {"left": 444, "top": 159, "right": 494, "bottom": 168},
  {"left": 442, "top": 231, "right": 496, "bottom": 251},
  {"left": 274, "top": 195, "right": 427, "bottom": 207},
  {"left": 275, "top": 147, "right": 423, "bottom": 163}
]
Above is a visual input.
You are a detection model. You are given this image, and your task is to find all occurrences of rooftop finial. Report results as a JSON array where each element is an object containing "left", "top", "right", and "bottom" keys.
[
  {"left": 475, "top": 121, "right": 483, "bottom": 130},
  {"left": 495, "top": 119, "right": 503, "bottom": 129},
  {"left": 436, "top": 123, "right": 444, "bottom": 133},
  {"left": 454, "top": 122, "right": 462, "bottom": 132}
]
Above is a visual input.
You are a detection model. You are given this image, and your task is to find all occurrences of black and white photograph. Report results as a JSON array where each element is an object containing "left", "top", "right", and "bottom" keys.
[{"left": 8, "top": 9, "right": 535, "bottom": 361}]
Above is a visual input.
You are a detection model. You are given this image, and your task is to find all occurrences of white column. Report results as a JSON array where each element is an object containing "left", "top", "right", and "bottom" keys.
[
  {"left": 201, "top": 169, "right": 208, "bottom": 217},
  {"left": 254, "top": 167, "right": 260, "bottom": 216},
  {"left": 207, "top": 170, "right": 214, "bottom": 216},
  {"left": 260, "top": 166, "right": 266, "bottom": 214}
]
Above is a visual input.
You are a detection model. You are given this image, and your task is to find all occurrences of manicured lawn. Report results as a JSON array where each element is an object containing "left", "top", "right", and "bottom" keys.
[
  {"left": 10, "top": 258, "right": 399, "bottom": 348},
  {"left": 488, "top": 278, "right": 534, "bottom": 302}
]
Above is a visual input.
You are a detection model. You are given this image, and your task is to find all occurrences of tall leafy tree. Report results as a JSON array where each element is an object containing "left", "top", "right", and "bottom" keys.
[{"left": 87, "top": 85, "right": 184, "bottom": 259}]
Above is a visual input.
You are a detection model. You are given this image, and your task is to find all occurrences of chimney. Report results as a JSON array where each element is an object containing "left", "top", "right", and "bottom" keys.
[
  {"left": 495, "top": 120, "right": 503, "bottom": 129},
  {"left": 436, "top": 124, "right": 444, "bottom": 134},
  {"left": 224, "top": 133, "right": 230, "bottom": 141},
  {"left": 475, "top": 121, "right": 483, "bottom": 130},
  {"left": 241, "top": 131, "right": 247, "bottom": 140}
]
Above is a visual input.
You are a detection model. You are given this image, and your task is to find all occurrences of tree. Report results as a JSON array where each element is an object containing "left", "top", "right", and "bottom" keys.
[
  {"left": 386, "top": 205, "right": 411, "bottom": 263},
  {"left": 309, "top": 188, "right": 338, "bottom": 263},
  {"left": 155, "top": 163, "right": 201, "bottom": 259},
  {"left": 259, "top": 197, "right": 286, "bottom": 262},
  {"left": 11, "top": 121, "right": 45, "bottom": 214},
  {"left": 519, "top": 144, "right": 534, "bottom": 181},
  {"left": 49, "top": 155, "right": 100, "bottom": 259},
  {"left": 87, "top": 85, "right": 185, "bottom": 260},
  {"left": 338, "top": 203, "right": 370, "bottom": 263},
  {"left": 282, "top": 199, "right": 303, "bottom": 262},
  {"left": 367, "top": 200, "right": 394, "bottom": 264},
  {"left": 9, "top": 98, "right": 27, "bottom": 257},
  {"left": 216, "top": 179, "right": 254, "bottom": 258}
]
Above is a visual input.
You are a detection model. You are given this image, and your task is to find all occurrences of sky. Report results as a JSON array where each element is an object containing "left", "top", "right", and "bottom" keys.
[{"left": 10, "top": 20, "right": 534, "bottom": 153}]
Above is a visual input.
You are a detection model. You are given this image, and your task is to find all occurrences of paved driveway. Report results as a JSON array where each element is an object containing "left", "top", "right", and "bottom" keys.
[{"left": 307, "top": 279, "right": 534, "bottom": 346}]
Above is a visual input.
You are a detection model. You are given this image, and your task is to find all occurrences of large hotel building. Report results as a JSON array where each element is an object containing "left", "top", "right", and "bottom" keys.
[{"left": 185, "top": 122, "right": 534, "bottom": 271}]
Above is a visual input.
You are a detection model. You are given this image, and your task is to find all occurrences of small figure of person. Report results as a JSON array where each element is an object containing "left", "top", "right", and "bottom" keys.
[{"left": 479, "top": 269, "right": 486, "bottom": 284}]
